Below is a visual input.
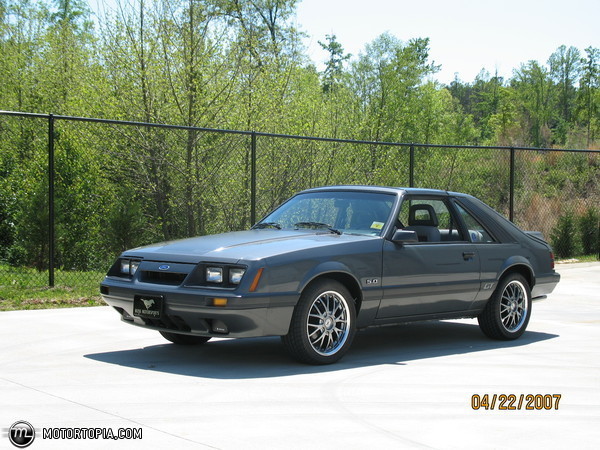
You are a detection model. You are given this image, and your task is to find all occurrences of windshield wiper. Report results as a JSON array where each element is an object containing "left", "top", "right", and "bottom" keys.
[
  {"left": 294, "top": 222, "right": 342, "bottom": 235},
  {"left": 253, "top": 222, "right": 281, "bottom": 230}
]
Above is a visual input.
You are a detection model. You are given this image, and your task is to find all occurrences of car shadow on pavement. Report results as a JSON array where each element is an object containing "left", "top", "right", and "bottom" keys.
[{"left": 84, "top": 320, "right": 558, "bottom": 379}]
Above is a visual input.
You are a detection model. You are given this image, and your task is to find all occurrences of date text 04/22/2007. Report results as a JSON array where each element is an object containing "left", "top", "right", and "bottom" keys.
[{"left": 471, "top": 394, "right": 562, "bottom": 410}]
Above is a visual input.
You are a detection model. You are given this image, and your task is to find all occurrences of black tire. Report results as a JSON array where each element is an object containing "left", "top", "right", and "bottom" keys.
[
  {"left": 159, "top": 331, "right": 211, "bottom": 345},
  {"left": 478, "top": 273, "right": 532, "bottom": 340},
  {"left": 282, "top": 279, "right": 357, "bottom": 365}
]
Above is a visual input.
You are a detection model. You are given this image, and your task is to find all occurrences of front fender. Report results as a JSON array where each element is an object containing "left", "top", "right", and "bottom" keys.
[
  {"left": 297, "top": 260, "right": 360, "bottom": 293},
  {"left": 297, "top": 261, "right": 383, "bottom": 329}
]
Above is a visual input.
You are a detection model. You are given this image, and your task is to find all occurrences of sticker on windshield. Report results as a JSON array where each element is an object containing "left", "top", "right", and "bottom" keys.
[{"left": 370, "top": 221, "right": 384, "bottom": 230}]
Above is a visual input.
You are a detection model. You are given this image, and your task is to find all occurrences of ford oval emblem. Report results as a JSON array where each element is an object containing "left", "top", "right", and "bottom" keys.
[{"left": 158, "top": 264, "right": 170, "bottom": 271}]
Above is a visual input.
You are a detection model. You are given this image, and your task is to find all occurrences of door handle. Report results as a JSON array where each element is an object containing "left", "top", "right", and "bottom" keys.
[{"left": 462, "top": 251, "right": 475, "bottom": 260}]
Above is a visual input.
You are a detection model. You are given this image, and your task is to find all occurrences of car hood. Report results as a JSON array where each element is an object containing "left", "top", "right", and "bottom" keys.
[{"left": 122, "top": 229, "right": 379, "bottom": 264}]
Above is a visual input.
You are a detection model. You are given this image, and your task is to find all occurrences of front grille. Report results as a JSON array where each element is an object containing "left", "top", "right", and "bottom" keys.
[{"left": 140, "top": 270, "right": 187, "bottom": 285}]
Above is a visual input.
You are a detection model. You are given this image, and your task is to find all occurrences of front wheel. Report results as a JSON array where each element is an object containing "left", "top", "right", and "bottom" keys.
[
  {"left": 478, "top": 273, "right": 532, "bottom": 340},
  {"left": 159, "top": 331, "right": 212, "bottom": 345},
  {"left": 282, "top": 279, "right": 356, "bottom": 365}
]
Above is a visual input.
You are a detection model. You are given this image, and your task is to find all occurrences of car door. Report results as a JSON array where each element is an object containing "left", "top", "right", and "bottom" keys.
[{"left": 377, "top": 196, "right": 481, "bottom": 319}]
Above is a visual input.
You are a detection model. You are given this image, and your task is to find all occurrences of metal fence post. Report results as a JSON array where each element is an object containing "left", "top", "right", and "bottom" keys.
[
  {"left": 409, "top": 144, "right": 415, "bottom": 187},
  {"left": 48, "top": 114, "right": 55, "bottom": 287},
  {"left": 509, "top": 147, "right": 515, "bottom": 222},
  {"left": 250, "top": 131, "right": 257, "bottom": 225}
]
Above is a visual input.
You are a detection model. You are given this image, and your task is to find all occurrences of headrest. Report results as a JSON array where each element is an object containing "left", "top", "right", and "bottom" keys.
[{"left": 408, "top": 204, "right": 439, "bottom": 226}]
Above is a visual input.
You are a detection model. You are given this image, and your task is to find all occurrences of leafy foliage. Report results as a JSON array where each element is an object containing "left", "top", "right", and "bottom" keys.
[
  {"left": 550, "top": 206, "right": 600, "bottom": 258},
  {"left": 0, "top": 0, "right": 598, "bottom": 276},
  {"left": 551, "top": 210, "right": 578, "bottom": 258},
  {"left": 578, "top": 207, "right": 599, "bottom": 256}
]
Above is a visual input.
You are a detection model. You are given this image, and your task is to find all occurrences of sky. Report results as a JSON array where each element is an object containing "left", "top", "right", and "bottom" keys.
[{"left": 294, "top": 0, "right": 600, "bottom": 84}]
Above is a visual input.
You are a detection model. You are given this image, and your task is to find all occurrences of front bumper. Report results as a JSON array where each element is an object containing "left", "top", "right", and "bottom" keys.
[{"left": 101, "top": 277, "right": 297, "bottom": 338}]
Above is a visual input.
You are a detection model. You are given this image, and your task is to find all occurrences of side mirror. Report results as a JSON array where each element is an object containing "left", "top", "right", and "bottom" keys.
[{"left": 392, "top": 229, "right": 418, "bottom": 244}]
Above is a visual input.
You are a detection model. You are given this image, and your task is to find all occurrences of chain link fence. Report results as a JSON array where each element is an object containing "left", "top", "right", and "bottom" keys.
[{"left": 1, "top": 111, "right": 599, "bottom": 292}]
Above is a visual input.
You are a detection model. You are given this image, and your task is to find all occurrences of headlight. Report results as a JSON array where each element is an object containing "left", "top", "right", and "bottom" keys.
[
  {"left": 120, "top": 258, "right": 141, "bottom": 276},
  {"left": 229, "top": 268, "right": 246, "bottom": 284},
  {"left": 190, "top": 264, "right": 247, "bottom": 287},
  {"left": 206, "top": 267, "right": 223, "bottom": 283}
]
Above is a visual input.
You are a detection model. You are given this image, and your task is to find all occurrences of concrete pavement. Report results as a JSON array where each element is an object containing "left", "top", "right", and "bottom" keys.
[{"left": 1, "top": 262, "right": 599, "bottom": 449}]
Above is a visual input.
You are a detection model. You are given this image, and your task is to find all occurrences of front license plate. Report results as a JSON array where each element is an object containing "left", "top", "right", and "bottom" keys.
[{"left": 133, "top": 295, "right": 163, "bottom": 319}]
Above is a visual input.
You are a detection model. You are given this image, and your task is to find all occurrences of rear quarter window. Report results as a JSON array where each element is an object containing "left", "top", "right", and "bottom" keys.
[{"left": 454, "top": 201, "right": 496, "bottom": 243}]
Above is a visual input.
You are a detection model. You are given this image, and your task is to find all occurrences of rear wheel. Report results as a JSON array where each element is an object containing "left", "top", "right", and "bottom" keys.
[
  {"left": 159, "top": 331, "right": 211, "bottom": 345},
  {"left": 282, "top": 279, "right": 356, "bottom": 365},
  {"left": 478, "top": 273, "right": 531, "bottom": 340}
]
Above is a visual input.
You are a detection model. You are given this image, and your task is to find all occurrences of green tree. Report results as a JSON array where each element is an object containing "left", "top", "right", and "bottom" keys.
[
  {"left": 512, "top": 61, "right": 554, "bottom": 147},
  {"left": 470, "top": 70, "right": 503, "bottom": 142},
  {"left": 155, "top": 0, "right": 236, "bottom": 235},
  {"left": 349, "top": 34, "right": 438, "bottom": 142},
  {"left": 576, "top": 47, "right": 599, "bottom": 147},
  {"left": 551, "top": 210, "right": 578, "bottom": 258},
  {"left": 447, "top": 75, "right": 472, "bottom": 113},
  {"left": 578, "top": 207, "right": 599, "bottom": 256},
  {"left": 0, "top": 0, "right": 46, "bottom": 112},
  {"left": 97, "top": 0, "right": 180, "bottom": 241},
  {"left": 221, "top": 0, "right": 300, "bottom": 66},
  {"left": 486, "top": 86, "right": 520, "bottom": 146},
  {"left": 548, "top": 45, "right": 582, "bottom": 144},
  {"left": 318, "top": 34, "right": 351, "bottom": 93}
]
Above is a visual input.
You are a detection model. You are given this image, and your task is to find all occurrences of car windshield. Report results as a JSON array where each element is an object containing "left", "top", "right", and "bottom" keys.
[{"left": 257, "top": 191, "right": 396, "bottom": 236}]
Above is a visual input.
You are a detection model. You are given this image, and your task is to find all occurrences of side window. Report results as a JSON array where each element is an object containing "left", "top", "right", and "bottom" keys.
[
  {"left": 454, "top": 202, "right": 496, "bottom": 243},
  {"left": 398, "top": 198, "right": 463, "bottom": 243}
]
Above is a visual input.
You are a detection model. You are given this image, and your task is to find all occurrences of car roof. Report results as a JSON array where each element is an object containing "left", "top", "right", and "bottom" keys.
[{"left": 300, "top": 185, "right": 462, "bottom": 197}]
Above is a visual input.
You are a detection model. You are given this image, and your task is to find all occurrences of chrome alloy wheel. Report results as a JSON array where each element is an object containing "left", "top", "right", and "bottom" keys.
[
  {"left": 306, "top": 290, "right": 351, "bottom": 356},
  {"left": 500, "top": 280, "right": 528, "bottom": 332}
]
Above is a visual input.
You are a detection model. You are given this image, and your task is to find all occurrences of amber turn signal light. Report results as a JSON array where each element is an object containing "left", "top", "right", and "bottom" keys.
[
  {"left": 249, "top": 268, "right": 264, "bottom": 292},
  {"left": 211, "top": 298, "right": 228, "bottom": 307}
]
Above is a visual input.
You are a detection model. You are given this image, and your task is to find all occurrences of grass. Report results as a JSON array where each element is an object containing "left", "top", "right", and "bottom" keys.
[
  {"left": 0, "top": 263, "right": 106, "bottom": 311},
  {"left": 0, "top": 285, "right": 106, "bottom": 311},
  {"left": 556, "top": 254, "right": 599, "bottom": 263}
]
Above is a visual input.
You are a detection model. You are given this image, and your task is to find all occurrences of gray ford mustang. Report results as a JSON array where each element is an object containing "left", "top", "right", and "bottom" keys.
[{"left": 100, "top": 186, "right": 560, "bottom": 364}]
